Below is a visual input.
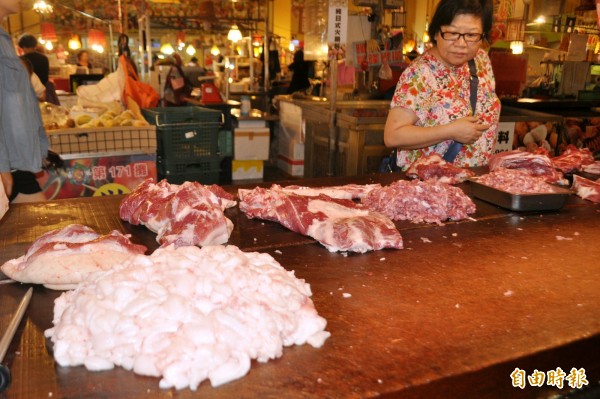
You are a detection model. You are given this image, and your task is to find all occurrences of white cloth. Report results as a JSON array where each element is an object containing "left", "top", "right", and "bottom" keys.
[{"left": 31, "top": 73, "right": 46, "bottom": 100}]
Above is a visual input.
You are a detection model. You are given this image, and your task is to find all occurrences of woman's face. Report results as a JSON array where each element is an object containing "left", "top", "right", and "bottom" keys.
[{"left": 434, "top": 14, "right": 483, "bottom": 67}]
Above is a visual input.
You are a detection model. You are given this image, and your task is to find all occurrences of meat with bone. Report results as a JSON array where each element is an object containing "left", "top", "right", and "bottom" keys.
[
  {"left": 405, "top": 153, "right": 475, "bottom": 184},
  {"left": 119, "top": 179, "right": 236, "bottom": 247},
  {"left": 1, "top": 224, "right": 147, "bottom": 290},
  {"left": 551, "top": 145, "right": 594, "bottom": 173},
  {"left": 475, "top": 167, "right": 558, "bottom": 194},
  {"left": 582, "top": 161, "right": 600, "bottom": 175},
  {"left": 44, "top": 245, "right": 330, "bottom": 390},
  {"left": 572, "top": 175, "right": 600, "bottom": 203},
  {"left": 279, "top": 183, "right": 382, "bottom": 199},
  {"left": 489, "top": 149, "right": 565, "bottom": 184},
  {"left": 362, "top": 179, "right": 476, "bottom": 225},
  {"left": 239, "top": 185, "right": 403, "bottom": 253}
]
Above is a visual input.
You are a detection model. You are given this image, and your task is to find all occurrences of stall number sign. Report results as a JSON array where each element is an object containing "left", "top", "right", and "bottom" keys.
[
  {"left": 492, "top": 122, "right": 515, "bottom": 154},
  {"left": 328, "top": 0, "right": 348, "bottom": 59}
]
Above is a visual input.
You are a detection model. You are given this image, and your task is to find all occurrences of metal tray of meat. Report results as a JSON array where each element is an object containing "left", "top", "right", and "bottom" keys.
[{"left": 468, "top": 179, "right": 572, "bottom": 212}]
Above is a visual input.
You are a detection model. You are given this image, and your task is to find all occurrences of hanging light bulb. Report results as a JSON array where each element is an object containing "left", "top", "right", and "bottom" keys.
[
  {"left": 288, "top": 41, "right": 295, "bottom": 52},
  {"left": 33, "top": 0, "right": 53, "bottom": 14},
  {"left": 510, "top": 40, "right": 524, "bottom": 54},
  {"left": 160, "top": 43, "right": 175, "bottom": 55},
  {"left": 68, "top": 35, "right": 81, "bottom": 50},
  {"left": 185, "top": 44, "right": 196, "bottom": 56},
  {"left": 44, "top": 40, "right": 53, "bottom": 51},
  {"left": 210, "top": 44, "right": 220, "bottom": 56},
  {"left": 227, "top": 25, "right": 242, "bottom": 43}
]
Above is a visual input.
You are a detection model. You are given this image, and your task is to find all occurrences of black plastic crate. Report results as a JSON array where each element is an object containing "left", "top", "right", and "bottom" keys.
[
  {"left": 142, "top": 106, "right": 222, "bottom": 126},
  {"left": 158, "top": 157, "right": 221, "bottom": 185},
  {"left": 155, "top": 124, "right": 220, "bottom": 160}
]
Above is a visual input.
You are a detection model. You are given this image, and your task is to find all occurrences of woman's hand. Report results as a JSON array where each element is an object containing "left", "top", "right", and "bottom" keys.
[
  {"left": 449, "top": 116, "right": 489, "bottom": 144},
  {"left": 1, "top": 171, "right": 13, "bottom": 199}
]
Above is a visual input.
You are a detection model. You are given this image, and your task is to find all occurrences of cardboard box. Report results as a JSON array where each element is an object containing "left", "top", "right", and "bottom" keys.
[
  {"left": 234, "top": 128, "right": 270, "bottom": 160},
  {"left": 277, "top": 140, "right": 304, "bottom": 177},
  {"left": 232, "top": 160, "right": 264, "bottom": 180}
]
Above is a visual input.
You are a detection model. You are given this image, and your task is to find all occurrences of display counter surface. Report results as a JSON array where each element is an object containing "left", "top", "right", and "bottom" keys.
[
  {"left": 1, "top": 173, "right": 599, "bottom": 399},
  {"left": 502, "top": 98, "right": 600, "bottom": 112}
]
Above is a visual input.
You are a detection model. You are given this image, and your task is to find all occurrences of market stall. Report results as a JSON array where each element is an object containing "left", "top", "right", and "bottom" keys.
[{"left": 1, "top": 172, "right": 599, "bottom": 398}]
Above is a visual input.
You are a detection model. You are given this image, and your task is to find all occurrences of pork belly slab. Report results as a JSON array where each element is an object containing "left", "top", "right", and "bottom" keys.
[
  {"left": 45, "top": 245, "right": 330, "bottom": 390},
  {"left": 239, "top": 185, "right": 403, "bottom": 253},
  {"left": 489, "top": 149, "right": 565, "bottom": 184},
  {"left": 1, "top": 224, "right": 147, "bottom": 290}
]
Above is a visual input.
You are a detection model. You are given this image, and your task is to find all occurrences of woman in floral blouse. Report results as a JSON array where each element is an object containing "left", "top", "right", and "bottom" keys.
[{"left": 384, "top": 0, "right": 500, "bottom": 171}]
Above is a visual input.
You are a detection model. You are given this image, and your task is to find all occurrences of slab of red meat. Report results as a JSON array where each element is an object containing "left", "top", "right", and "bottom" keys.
[
  {"left": 120, "top": 179, "right": 236, "bottom": 247},
  {"left": 238, "top": 187, "right": 403, "bottom": 253},
  {"left": 489, "top": 150, "right": 565, "bottom": 185},
  {"left": 1, "top": 224, "right": 147, "bottom": 290},
  {"left": 362, "top": 179, "right": 476, "bottom": 225},
  {"left": 279, "top": 183, "right": 382, "bottom": 200},
  {"left": 475, "top": 168, "right": 557, "bottom": 194},
  {"left": 405, "top": 153, "right": 475, "bottom": 184},
  {"left": 582, "top": 161, "right": 600, "bottom": 175},
  {"left": 572, "top": 175, "right": 600, "bottom": 203},
  {"left": 551, "top": 145, "right": 594, "bottom": 173}
]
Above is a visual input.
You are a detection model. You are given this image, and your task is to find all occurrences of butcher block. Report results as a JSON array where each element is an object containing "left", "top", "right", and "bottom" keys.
[{"left": 0, "top": 172, "right": 599, "bottom": 399}]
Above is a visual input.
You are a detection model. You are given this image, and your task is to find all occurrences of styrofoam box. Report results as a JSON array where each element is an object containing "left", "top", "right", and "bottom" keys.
[
  {"left": 234, "top": 128, "right": 270, "bottom": 160},
  {"left": 232, "top": 160, "right": 264, "bottom": 180},
  {"left": 277, "top": 141, "right": 304, "bottom": 176}
]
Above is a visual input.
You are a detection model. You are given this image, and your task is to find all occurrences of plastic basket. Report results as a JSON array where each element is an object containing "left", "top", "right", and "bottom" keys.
[
  {"left": 155, "top": 124, "right": 220, "bottom": 161},
  {"left": 47, "top": 125, "right": 157, "bottom": 155},
  {"left": 158, "top": 157, "right": 221, "bottom": 185},
  {"left": 218, "top": 130, "right": 233, "bottom": 157},
  {"left": 142, "top": 106, "right": 222, "bottom": 127}
]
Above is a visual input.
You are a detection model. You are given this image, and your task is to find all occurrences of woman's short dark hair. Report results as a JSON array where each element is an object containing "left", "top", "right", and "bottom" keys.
[
  {"left": 428, "top": 0, "right": 493, "bottom": 45},
  {"left": 18, "top": 34, "right": 38, "bottom": 49}
]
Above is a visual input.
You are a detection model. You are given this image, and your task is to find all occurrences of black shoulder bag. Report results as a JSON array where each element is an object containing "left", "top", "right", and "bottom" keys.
[{"left": 380, "top": 58, "right": 478, "bottom": 172}]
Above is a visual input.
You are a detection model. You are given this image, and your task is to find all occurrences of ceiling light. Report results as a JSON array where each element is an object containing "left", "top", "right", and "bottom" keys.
[{"left": 227, "top": 25, "right": 242, "bottom": 43}]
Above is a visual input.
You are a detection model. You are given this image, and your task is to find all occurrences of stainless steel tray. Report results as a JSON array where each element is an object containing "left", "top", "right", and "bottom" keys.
[{"left": 468, "top": 179, "right": 572, "bottom": 211}]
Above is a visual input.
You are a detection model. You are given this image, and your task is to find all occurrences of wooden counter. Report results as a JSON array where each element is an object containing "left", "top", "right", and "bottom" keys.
[{"left": 1, "top": 174, "right": 599, "bottom": 398}]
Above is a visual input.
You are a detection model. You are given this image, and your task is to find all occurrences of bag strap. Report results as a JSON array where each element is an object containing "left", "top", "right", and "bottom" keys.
[{"left": 443, "top": 58, "right": 478, "bottom": 163}]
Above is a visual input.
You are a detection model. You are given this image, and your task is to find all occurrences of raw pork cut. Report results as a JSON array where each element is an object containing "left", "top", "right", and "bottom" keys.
[
  {"left": 405, "top": 153, "right": 475, "bottom": 184},
  {"left": 572, "top": 175, "right": 600, "bottom": 203},
  {"left": 279, "top": 183, "right": 382, "bottom": 199},
  {"left": 362, "top": 179, "right": 476, "bottom": 224},
  {"left": 45, "top": 245, "right": 330, "bottom": 390},
  {"left": 239, "top": 185, "right": 403, "bottom": 253},
  {"left": 475, "top": 168, "right": 558, "bottom": 194},
  {"left": 582, "top": 161, "right": 600, "bottom": 175},
  {"left": 489, "top": 150, "right": 565, "bottom": 185},
  {"left": 1, "top": 224, "right": 147, "bottom": 290},
  {"left": 551, "top": 145, "right": 594, "bottom": 173},
  {"left": 120, "top": 179, "right": 236, "bottom": 247}
]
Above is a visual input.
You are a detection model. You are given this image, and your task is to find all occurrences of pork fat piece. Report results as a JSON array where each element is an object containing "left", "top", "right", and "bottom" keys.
[
  {"left": 280, "top": 183, "right": 382, "bottom": 199},
  {"left": 405, "top": 153, "right": 475, "bottom": 184},
  {"left": 489, "top": 149, "right": 565, "bottom": 184},
  {"left": 239, "top": 185, "right": 403, "bottom": 253},
  {"left": 45, "top": 245, "right": 330, "bottom": 390},
  {"left": 476, "top": 168, "right": 558, "bottom": 194},
  {"left": 363, "top": 179, "right": 476, "bottom": 225},
  {"left": 551, "top": 145, "right": 594, "bottom": 173},
  {"left": 1, "top": 224, "right": 146, "bottom": 290}
]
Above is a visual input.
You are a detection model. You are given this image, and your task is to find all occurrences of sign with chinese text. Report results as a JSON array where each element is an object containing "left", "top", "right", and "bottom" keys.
[
  {"left": 37, "top": 153, "right": 157, "bottom": 200},
  {"left": 328, "top": 0, "right": 348, "bottom": 59}
]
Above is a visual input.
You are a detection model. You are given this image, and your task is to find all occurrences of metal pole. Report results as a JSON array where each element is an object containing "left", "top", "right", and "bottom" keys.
[
  {"left": 327, "top": 57, "right": 338, "bottom": 176},
  {"left": 108, "top": 21, "right": 115, "bottom": 72},
  {"left": 263, "top": 0, "right": 270, "bottom": 92}
]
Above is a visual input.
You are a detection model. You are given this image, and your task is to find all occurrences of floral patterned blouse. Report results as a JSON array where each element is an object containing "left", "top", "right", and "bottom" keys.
[{"left": 390, "top": 48, "right": 501, "bottom": 171}]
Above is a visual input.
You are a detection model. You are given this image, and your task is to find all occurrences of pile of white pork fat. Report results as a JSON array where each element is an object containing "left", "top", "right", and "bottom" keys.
[{"left": 45, "top": 244, "right": 330, "bottom": 390}]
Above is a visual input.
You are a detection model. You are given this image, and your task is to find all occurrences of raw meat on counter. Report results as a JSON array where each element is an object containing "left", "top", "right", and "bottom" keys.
[
  {"left": 119, "top": 179, "right": 236, "bottom": 247},
  {"left": 582, "top": 161, "right": 600, "bottom": 175},
  {"left": 45, "top": 245, "right": 330, "bottom": 390},
  {"left": 405, "top": 153, "right": 475, "bottom": 184},
  {"left": 475, "top": 168, "right": 559, "bottom": 194},
  {"left": 239, "top": 185, "right": 403, "bottom": 253},
  {"left": 551, "top": 145, "right": 594, "bottom": 173},
  {"left": 1, "top": 224, "right": 147, "bottom": 290},
  {"left": 279, "top": 183, "right": 382, "bottom": 199},
  {"left": 362, "top": 179, "right": 476, "bottom": 225},
  {"left": 489, "top": 149, "right": 566, "bottom": 185},
  {"left": 572, "top": 175, "right": 600, "bottom": 203}
]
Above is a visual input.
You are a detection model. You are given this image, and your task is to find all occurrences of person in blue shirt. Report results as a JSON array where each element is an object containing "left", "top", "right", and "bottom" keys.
[{"left": 1, "top": 0, "right": 49, "bottom": 202}]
